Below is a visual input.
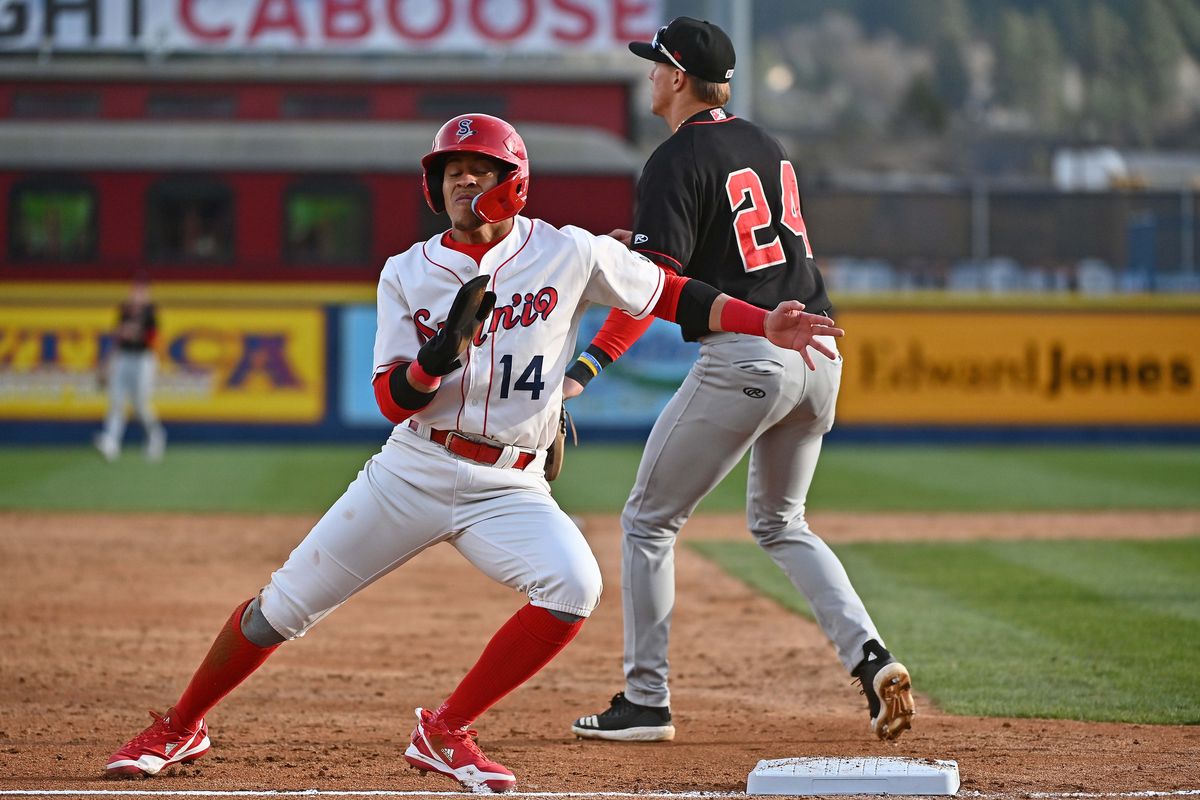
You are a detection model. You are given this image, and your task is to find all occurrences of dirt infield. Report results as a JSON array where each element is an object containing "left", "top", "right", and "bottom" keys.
[{"left": 1, "top": 509, "right": 1197, "bottom": 797}]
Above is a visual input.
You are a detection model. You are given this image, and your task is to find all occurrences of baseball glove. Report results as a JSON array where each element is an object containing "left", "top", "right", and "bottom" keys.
[
  {"left": 417, "top": 275, "right": 497, "bottom": 376},
  {"left": 544, "top": 402, "right": 577, "bottom": 482}
]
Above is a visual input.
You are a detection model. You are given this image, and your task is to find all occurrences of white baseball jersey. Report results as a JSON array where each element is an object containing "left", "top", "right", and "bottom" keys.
[{"left": 373, "top": 215, "right": 665, "bottom": 457}]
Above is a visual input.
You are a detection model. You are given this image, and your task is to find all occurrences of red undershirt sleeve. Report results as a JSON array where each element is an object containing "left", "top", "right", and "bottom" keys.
[{"left": 372, "top": 361, "right": 437, "bottom": 424}]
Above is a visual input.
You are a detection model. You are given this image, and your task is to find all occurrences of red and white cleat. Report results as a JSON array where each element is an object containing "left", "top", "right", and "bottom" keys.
[
  {"left": 105, "top": 709, "right": 210, "bottom": 777},
  {"left": 404, "top": 707, "right": 516, "bottom": 793}
]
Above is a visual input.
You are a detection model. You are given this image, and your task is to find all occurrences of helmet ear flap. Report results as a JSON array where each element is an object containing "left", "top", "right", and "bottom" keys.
[{"left": 471, "top": 174, "right": 529, "bottom": 224}]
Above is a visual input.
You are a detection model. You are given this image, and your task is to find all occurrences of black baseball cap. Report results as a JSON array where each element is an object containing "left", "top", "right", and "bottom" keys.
[{"left": 629, "top": 16, "right": 736, "bottom": 84}]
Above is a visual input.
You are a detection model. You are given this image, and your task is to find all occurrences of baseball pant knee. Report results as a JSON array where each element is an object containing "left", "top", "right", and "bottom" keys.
[
  {"left": 240, "top": 596, "right": 286, "bottom": 647},
  {"left": 533, "top": 557, "right": 602, "bottom": 618}
]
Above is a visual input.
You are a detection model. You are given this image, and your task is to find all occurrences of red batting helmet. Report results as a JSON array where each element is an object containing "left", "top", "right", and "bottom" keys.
[{"left": 422, "top": 113, "right": 530, "bottom": 224}]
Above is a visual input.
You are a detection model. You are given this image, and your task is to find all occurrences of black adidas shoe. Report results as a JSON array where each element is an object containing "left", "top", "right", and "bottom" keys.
[
  {"left": 851, "top": 639, "right": 915, "bottom": 741},
  {"left": 572, "top": 692, "right": 675, "bottom": 742}
]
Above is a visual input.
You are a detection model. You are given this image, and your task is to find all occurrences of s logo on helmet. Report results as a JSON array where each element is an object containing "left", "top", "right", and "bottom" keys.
[{"left": 456, "top": 119, "right": 475, "bottom": 141}]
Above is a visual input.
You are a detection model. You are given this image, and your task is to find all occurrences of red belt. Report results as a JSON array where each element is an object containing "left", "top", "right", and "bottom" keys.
[{"left": 409, "top": 421, "right": 536, "bottom": 470}]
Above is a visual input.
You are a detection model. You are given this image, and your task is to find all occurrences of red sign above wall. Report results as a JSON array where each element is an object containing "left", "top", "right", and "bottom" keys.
[{"left": 0, "top": 0, "right": 661, "bottom": 53}]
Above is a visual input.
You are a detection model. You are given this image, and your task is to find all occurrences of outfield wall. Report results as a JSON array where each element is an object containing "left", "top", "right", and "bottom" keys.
[{"left": 2, "top": 283, "right": 1198, "bottom": 444}]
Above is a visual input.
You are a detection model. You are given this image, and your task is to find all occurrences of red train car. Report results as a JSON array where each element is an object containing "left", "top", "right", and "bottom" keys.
[{"left": 0, "top": 73, "right": 642, "bottom": 284}]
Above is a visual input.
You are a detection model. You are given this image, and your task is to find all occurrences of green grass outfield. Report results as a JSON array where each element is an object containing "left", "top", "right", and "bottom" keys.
[
  {"left": 0, "top": 443, "right": 1198, "bottom": 513},
  {"left": 692, "top": 537, "right": 1200, "bottom": 725},
  {"left": 1, "top": 442, "right": 1197, "bottom": 724}
]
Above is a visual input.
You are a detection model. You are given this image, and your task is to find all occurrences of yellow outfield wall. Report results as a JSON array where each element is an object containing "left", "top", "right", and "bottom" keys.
[
  {"left": 0, "top": 305, "right": 325, "bottom": 423},
  {"left": 1, "top": 283, "right": 1198, "bottom": 429},
  {"left": 833, "top": 309, "right": 1200, "bottom": 424}
]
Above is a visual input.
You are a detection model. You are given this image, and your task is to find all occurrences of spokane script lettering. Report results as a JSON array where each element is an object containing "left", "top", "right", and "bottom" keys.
[{"left": 413, "top": 287, "right": 559, "bottom": 346}]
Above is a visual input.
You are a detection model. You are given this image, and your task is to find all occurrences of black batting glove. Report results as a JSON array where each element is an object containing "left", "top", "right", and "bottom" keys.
[{"left": 416, "top": 274, "right": 497, "bottom": 377}]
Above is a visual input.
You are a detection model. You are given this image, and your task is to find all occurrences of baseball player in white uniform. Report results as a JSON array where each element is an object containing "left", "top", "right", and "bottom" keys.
[{"left": 104, "top": 113, "right": 844, "bottom": 792}]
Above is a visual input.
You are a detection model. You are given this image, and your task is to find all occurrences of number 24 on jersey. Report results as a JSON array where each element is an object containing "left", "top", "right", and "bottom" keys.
[{"left": 725, "top": 160, "right": 813, "bottom": 272}]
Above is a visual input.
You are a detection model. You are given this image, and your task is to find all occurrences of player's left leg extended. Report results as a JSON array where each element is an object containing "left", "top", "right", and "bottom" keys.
[
  {"left": 745, "top": 342, "right": 913, "bottom": 740},
  {"left": 404, "top": 470, "right": 599, "bottom": 792}
]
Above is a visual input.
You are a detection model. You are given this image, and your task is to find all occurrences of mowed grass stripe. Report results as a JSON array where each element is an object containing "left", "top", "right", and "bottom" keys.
[
  {"left": 2, "top": 444, "right": 1198, "bottom": 513},
  {"left": 0, "top": 446, "right": 373, "bottom": 513},
  {"left": 807, "top": 447, "right": 1200, "bottom": 511},
  {"left": 986, "top": 538, "right": 1200, "bottom": 623},
  {"left": 690, "top": 538, "right": 1200, "bottom": 724}
]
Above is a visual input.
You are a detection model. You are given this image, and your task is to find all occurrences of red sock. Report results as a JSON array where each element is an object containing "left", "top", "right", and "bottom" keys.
[
  {"left": 435, "top": 604, "right": 583, "bottom": 730},
  {"left": 171, "top": 599, "right": 280, "bottom": 732}
]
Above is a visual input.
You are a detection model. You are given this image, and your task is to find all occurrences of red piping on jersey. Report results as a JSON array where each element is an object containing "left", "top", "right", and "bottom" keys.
[
  {"left": 631, "top": 263, "right": 667, "bottom": 318},
  {"left": 457, "top": 345, "right": 472, "bottom": 429},
  {"left": 634, "top": 248, "right": 685, "bottom": 272},
  {"left": 421, "top": 237, "right": 469, "bottom": 286},
  {"left": 680, "top": 115, "right": 739, "bottom": 127},
  {"left": 475, "top": 220, "right": 535, "bottom": 435}
]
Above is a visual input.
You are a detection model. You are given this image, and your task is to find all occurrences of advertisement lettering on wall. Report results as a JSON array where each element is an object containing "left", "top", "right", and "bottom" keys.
[
  {"left": 0, "top": 306, "right": 325, "bottom": 422},
  {"left": 0, "top": 0, "right": 660, "bottom": 53},
  {"left": 337, "top": 304, "right": 1200, "bottom": 432},
  {"left": 836, "top": 310, "right": 1199, "bottom": 424}
]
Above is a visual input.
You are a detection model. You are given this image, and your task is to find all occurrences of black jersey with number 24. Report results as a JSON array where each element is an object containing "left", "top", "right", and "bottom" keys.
[{"left": 631, "top": 107, "right": 831, "bottom": 336}]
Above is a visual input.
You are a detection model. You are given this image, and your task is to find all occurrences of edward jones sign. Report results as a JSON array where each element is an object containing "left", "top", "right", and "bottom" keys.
[
  {"left": 835, "top": 309, "right": 1200, "bottom": 425},
  {"left": 0, "top": 0, "right": 661, "bottom": 53}
]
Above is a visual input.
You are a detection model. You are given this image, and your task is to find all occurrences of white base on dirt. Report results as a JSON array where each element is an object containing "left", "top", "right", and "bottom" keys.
[{"left": 747, "top": 756, "right": 960, "bottom": 796}]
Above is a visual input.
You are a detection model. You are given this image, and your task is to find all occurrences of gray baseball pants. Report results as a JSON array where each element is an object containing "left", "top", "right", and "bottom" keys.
[
  {"left": 99, "top": 350, "right": 166, "bottom": 456},
  {"left": 620, "top": 332, "right": 881, "bottom": 708}
]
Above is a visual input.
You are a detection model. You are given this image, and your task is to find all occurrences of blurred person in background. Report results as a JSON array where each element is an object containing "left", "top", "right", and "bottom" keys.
[
  {"left": 567, "top": 17, "right": 914, "bottom": 744},
  {"left": 94, "top": 274, "right": 166, "bottom": 462}
]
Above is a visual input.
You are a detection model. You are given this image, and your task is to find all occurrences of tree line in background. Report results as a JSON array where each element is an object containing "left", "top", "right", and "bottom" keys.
[{"left": 751, "top": 0, "right": 1200, "bottom": 151}]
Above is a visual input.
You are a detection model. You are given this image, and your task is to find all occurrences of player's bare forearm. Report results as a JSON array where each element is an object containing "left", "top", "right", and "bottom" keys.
[{"left": 708, "top": 295, "right": 729, "bottom": 332}]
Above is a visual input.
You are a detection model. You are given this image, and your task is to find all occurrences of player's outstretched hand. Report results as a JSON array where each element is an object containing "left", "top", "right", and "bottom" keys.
[
  {"left": 763, "top": 300, "right": 845, "bottom": 370},
  {"left": 416, "top": 275, "right": 497, "bottom": 376}
]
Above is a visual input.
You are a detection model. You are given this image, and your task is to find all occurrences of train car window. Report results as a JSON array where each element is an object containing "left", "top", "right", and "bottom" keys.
[
  {"left": 416, "top": 93, "right": 506, "bottom": 119},
  {"left": 285, "top": 182, "right": 370, "bottom": 264},
  {"left": 8, "top": 179, "right": 96, "bottom": 261},
  {"left": 10, "top": 90, "right": 101, "bottom": 118},
  {"left": 146, "top": 92, "right": 236, "bottom": 119},
  {"left": 146, "top": 178, "right": 233, "bottom": 263},
  {"left": 282, "top": 94, "right": 371, "bottom": 119}
]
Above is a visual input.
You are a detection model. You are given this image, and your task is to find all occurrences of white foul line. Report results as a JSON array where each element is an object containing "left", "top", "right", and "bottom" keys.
[{"left": 3, "top": 790, "right": 1200, "bottom": 798}]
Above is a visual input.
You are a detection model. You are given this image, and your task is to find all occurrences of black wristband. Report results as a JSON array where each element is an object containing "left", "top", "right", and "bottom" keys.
[
  {"left": 565, "top": 344, "right": 613, "bottom": 388},
  {"left": 390, "top": 362, "right": 438, "bottom": 411}
]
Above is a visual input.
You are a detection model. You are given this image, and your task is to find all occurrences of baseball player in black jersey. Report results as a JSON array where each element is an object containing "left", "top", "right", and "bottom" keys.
[
  {"left": 95, "top": 276, "right": 166, "bottom": 462},
  {"left": 568, "top": 17, "right": 914, "bottom": 742}
]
